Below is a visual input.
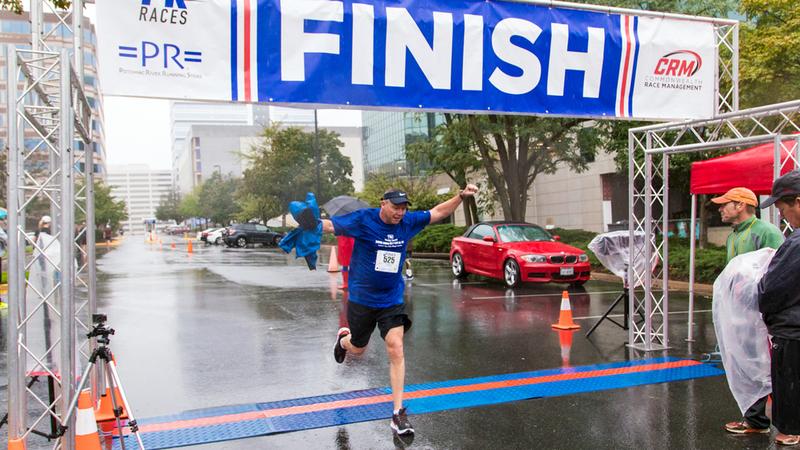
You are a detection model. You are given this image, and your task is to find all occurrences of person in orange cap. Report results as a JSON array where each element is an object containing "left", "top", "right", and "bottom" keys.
[
  {"left": 711, "top": 187, "right": 783, "bottom": 264},
  {"left": 710, "top": 187, "right": 784, "bottom": 435}
]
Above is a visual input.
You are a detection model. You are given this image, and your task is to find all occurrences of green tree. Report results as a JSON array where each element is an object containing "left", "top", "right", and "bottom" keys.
[
  {"left": 235, "top": 193, "right": 281, "bottom": 225},
  {"left": 406, "top": 114, "right": 481, "bottom": 226},
  {"left": 739, "top": 0, "right": 800, "bottom": 107},
  {"left": 196, "top": 172, "right": 241, "bottom": 225},
  {"left": 155, "top": 189, "right": 184, "bottom": 223},
  {"left": 1, "top": 0, "right": 70, "bottom": 14},
  {"left": 79, "top": 181, "right": 127, "bottom": 232},
  {"left": 358, "top": 174, "right": 448, "bottom": 214},
  {"left": 459, "top": 115, "right": 604, "bottom": 222},
  {"left": 239, "top": 126, "right": 354, "bottom": 224},
  {"left": 178, "top": 189, "right": 201, "bottom": 220}
]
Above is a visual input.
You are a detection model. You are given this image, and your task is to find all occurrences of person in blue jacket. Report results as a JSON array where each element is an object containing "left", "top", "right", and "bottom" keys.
[{"left": 322, "top": 184, "right": 479, "bottom": 435}]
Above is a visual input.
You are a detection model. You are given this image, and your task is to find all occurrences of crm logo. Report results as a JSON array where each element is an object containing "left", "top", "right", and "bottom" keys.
[
  {"left": 140, "top": 0, "right": 189, "bottom": 25},
  {"left": 653, "top": 50, "right": 701, "bottom": 77}
]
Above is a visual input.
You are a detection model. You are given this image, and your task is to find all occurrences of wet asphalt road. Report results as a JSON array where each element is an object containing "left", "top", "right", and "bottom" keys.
[{"left": 2, "top": 236, "right": 786, "bottom": 449}]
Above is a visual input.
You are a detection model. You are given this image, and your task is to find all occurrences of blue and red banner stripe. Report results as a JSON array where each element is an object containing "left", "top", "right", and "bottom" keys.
[
  {"left": 617, "top": 15, "right": 640, "bottom": 117},
  {"left": 231, "top": 0, "right": 257, "bottom": 102}
]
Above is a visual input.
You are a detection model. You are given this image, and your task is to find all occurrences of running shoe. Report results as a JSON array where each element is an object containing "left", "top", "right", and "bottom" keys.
[
  {"left": 333, "top": 327, "right": 350, "bottom": 364},
  {"left": 391, "top": 407, "right": 414, "bottom": 435}
]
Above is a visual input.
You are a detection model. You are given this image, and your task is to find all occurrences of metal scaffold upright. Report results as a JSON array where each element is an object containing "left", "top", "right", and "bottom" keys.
[{"left": 6, "top": 0, "right": 95, "bottom": 448}]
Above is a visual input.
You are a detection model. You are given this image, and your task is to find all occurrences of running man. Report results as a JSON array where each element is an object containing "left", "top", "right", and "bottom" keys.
[{"left": 322, "top": 184, "right": 479, "bottom": 435}]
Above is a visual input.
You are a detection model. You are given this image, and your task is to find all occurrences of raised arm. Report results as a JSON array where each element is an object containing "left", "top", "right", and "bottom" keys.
[{"left": 429, "top": 184, "right": 479, "bottom": 224}]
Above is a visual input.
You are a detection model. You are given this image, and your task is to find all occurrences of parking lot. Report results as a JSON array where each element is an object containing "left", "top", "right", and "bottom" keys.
[{"left": 1, "top": 236, "right": 778, "bottom": 449}]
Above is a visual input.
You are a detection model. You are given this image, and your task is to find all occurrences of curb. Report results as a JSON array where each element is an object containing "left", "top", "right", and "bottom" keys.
[
  {"left": 411, "top": 253, "right": 714, "bottom": 295},
  {"left": 589, "top": 272, "right": 713, "bottom": 296}
]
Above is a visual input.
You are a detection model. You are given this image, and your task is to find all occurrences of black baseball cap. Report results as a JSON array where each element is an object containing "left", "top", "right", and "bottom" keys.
[
  {"left": 382, "top": 189, "right": 411, "bottom": 205},
  {"left": 760, "top": 170, "right": 800, "bottom": 208}
]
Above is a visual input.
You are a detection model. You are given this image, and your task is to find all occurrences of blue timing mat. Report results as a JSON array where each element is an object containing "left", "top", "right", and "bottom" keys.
[{"left": 112, "top": 357, "right": 723, "bottom": 449}]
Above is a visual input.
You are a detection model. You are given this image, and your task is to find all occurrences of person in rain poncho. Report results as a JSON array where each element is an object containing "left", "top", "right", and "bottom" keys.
[
  {"left": 26, "top": 215, "right": 62, "bottom": 375},
  {"left": 710, "top": 187, "right": 783, "bottom": 435}
]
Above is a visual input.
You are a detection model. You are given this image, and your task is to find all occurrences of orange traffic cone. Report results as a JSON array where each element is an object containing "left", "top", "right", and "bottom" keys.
[
  {"left": 75, "top": 389, "right": 102, "bottom": 450},
  {"left": 95, "top": 387, "right": 128, "bottom": 433},
  {"left": 187, "top": 239, "right": 193, "bottom": 254},
  {"left": 327, "top": 247, "right": 340, "bottom": 272},
  {"left": 8, "top": 438, "right": 26, "bottom": 450},
  {"left": 557, "top": 329, "right": 575, "bottom": 367},
  {"left": 552, "top": 291, "right": 580, "bottom": 330}
]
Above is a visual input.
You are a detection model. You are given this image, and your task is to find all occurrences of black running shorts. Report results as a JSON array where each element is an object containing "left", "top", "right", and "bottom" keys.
[{"left": 347, "top": 301, "right": 412, "bottom": 348}]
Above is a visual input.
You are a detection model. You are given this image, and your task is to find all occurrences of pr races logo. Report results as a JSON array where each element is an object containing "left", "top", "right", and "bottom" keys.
[
  {"left": 121, "top": 0, "right": 202, "bottom": 79},
  {"left": 140, "top": 0, "right": 188, "bottom": 25},
  {"left": 118, "top": 42, "right": 202, "bottom": 70},
  {"left": 643, "top": 49, "right": 704, "bottom": 92}
]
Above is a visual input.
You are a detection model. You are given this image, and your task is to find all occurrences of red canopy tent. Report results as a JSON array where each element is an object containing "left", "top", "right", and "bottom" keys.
[{"left": 690, "top": 140, "right": 797, "bottom": 195}]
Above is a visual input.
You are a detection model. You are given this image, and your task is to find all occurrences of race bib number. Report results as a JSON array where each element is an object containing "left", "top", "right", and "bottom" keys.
[{"left": 375, "top": 250, "right": 401, "bottom": 273}]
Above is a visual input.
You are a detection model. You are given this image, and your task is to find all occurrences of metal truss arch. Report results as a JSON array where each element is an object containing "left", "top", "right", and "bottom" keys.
[{"left": 628, "top": 100, "right": 800, "bottom": 351}]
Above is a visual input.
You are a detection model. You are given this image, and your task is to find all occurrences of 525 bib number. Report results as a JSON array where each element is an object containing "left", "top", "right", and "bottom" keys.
[{"left": 375, "top": 250, "right": 401, "bottom": 273}]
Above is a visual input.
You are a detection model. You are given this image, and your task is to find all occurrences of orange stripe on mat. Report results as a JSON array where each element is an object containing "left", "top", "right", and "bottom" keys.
[{"left": 132, "top": 360, "right": 699, "bottom": 434}]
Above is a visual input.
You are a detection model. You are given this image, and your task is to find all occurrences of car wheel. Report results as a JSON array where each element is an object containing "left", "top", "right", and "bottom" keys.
[
  {"left": 451, "top": 253, "right": 468, "bottom": 279},
  {"left": 215, "top": 237, "right": 223, "bottom": 245},
  {"left": 236, "top": 237, "right": 247, "bottom": 248},
  {"left": 503, "top": 259, "right": 521, "bottom": 288}
]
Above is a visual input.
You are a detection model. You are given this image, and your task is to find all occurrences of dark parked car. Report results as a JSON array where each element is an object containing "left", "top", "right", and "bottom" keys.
[
  {"left": 450, "top": 221, "right": 591, "bottom": 288},
  {"left": 224, "top": 223, "right": 284, "bottom": 248}
]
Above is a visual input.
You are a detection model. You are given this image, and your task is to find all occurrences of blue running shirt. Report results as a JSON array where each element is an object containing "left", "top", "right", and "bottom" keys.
[{"left": 331, "top": 208, "right": 431, "bottom": 308}]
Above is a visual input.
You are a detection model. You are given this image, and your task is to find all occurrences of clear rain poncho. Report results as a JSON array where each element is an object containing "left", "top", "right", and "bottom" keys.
[
  {"left": 25, "top": 230, "right": 63, "bottom": 375},
  {"left": 588, "top": 231, "right": 648, "bottom": 287},
  {"left": 712, "top": 247, "right": 774, "bottom": 415}
]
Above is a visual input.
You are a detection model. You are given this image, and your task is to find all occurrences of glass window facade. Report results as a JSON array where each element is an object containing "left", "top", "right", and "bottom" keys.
[
  {"left": 2, "top": 20, "right": 31, "bottom": 34},
  {"left": 362, "top": 111, "right": 443, "bottom": 176}
]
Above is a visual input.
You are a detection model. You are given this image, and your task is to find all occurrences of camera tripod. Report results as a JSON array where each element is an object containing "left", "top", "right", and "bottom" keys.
[
  {"left": 586, "top": 284, "right": 648, "bottom": 338},
  {"left": 58, "top": 314, "right": 146, "bottom": 450}
]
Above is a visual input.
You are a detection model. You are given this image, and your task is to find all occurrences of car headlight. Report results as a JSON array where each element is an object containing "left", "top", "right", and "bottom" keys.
[
  {"left": 578, "top": 254, "right": 589, "bottom": 262},
  {"left": 520, "top": 254, "right": 547, "bottom": 263}
]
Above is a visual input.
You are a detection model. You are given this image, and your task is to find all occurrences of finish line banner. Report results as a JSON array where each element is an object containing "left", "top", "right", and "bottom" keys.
[{"left": 96, "top": 0, "right": 717, "bottom": 120}]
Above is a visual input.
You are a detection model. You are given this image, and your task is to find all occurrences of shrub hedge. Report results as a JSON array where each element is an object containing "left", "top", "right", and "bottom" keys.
[{"left": 413, "top": 224, "right": 468, "bottom": 254}]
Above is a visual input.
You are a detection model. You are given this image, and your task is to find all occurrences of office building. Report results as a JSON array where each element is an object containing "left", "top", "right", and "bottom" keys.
[{"left": 107, "top": 164, "right": 173, "bottom": 234}]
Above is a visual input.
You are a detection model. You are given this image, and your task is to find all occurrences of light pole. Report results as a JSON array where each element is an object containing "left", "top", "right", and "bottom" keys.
[{"left": 314, "top": 109, "right": 321, "bottom": 195}]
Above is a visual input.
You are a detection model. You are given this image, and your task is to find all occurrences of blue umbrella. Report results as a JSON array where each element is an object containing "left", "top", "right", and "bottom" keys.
[{"left": 322, "top": 196, "right": 370, "bottom": 217}]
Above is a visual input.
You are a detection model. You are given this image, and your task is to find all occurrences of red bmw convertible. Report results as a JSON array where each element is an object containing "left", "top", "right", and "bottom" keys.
[{"left": 450, "top": 221, "right": 591, "bottom": 288}]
